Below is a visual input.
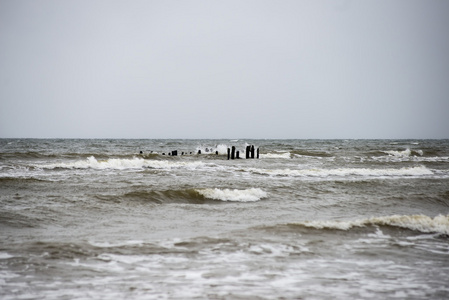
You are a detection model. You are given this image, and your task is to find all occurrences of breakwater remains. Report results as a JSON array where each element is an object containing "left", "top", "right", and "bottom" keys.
[{"left": 140, "top": 145, "right": 259, "bottom": 160}]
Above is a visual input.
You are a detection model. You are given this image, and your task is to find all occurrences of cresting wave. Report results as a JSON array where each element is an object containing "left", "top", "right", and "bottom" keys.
[
  {"left": 195, "top": 188, "right": 267, "bottom": 202},
  {"left": 36, "top": 156, "right": 206, "bottom": 170},
  {"left": 383, "top": 148, "right": 423, "bottom": 157},
  {"left": 247, "top": 166, "right": 433, "bottom": 177},
  {"left": 96, "top": 188, "right": 268, "bottom": 203},
  {"left": 260, "top": 152, "right": 292, "bottom": 159},
  {"left": 291, "top": 215, "right": 449, "bottom": 235}
]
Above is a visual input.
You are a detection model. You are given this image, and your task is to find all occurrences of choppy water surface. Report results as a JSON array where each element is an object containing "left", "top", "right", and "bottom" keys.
[{"left": 1, "top": 139, "right": 449, "bottom": 299}]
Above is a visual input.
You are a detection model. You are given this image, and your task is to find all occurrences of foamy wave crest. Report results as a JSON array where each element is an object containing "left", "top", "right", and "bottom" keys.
[
  {"left": 385, "top": 148, "right": 412, "bottom": 157},
  {"left": 38, "top": 156, "right": 205, "bottom": 170},
  {"left": 248, "top": 166, "right": 433, "bottom": 177},
  {"left": 294, "top": 215, "right": 449, "bottom": 234},
  {"left": 383, "top": 148, "right": 424, "bottom": 157},
  {"left": 260, "top": 152, "right": 291, "bottom": 159},
  {"left": 145, "top": 160, "right": 205, "bottom": 170},
  {"left": 196, "top": 188, "right": 267, "bottom": 202}
]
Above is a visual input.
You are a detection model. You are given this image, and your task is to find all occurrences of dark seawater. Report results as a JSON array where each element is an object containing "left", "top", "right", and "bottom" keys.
[{"left": 1, "top": 139, "right": 448, "bottom": 299}]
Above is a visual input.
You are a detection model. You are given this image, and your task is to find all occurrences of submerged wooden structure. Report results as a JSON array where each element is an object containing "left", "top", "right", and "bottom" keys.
[{"left": 142, "top": 145, "right": 259, "bottom": 159}]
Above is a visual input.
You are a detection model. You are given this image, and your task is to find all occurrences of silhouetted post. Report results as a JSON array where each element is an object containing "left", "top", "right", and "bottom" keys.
[
  {"left": 198, "top": 150, "right": 201, "bottom": 155},
  {"left": 227, "top": 148, "right": 230, "bottom": 160},
  {"left": 172, "top": 150, "right": 177, "bottom": 156},
  {"left": 216, "top": 151, "right": 218, "bottom": 155},
  {"left": 236, "top": 151, "right": 240, "bottom": 159},
  {"left": 257, "top": 148, "right": 259, "bottom": 159},
  {"left": 251, "top": 145, "right": 255, "bottom": 159},
  {"left": 246, "top": 146, "right": 250, "bottom": 159},
  {"left": 231, "top": 146, "right": 235, "bottom": 159}
]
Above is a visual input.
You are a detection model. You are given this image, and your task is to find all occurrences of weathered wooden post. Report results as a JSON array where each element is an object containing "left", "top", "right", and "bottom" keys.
[
  {"left": 246, "top": 146, "right": 250, "bottom": 159},
  {"left": 236, "top": 150, "right": 240, "bottom": 159},
  {"left": 231, "top": 146, "right": 235, "bottom": 159},
  {"left": 257, "top": 148, "right": 259, "bottom": 159},
  {"left": 198, "top": 150, "right": 201, "bottom": 155},
  {"left": 251, "top": 145, "right": 255, "bottom": 159},
  {"left": 227, "top": 148, "right": 230, "bottom": 160}
]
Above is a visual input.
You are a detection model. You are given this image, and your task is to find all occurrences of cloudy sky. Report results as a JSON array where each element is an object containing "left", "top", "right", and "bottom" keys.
[{"left": 1, "top": 0, "right": 448, "bottom": 139}]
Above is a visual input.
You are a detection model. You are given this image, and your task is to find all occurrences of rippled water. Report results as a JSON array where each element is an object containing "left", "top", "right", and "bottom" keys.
[{"left": 1, "top": 139, "right": 448, "bottom": 299}]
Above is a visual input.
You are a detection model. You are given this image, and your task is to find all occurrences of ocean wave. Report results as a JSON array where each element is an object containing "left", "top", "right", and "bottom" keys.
[
  {"left": 383, "top": 148, "right": 419, "bottom": 157},
  {"left": 372, "top": 155, "right": 449, "bottom": 163},
  {"left": 0, "top": 151, "right": 115, "bottom": 160},
  {"left": 95, "top": 188, "right": 267, "bottom": 204},
  {"left": 0, "top": 176, "right": 49, "bottom": 183},
  {"left": 290, "top": 215, "right": 449, "bottom": 235},
  {"left": 260, "top": 152, "right": 292, "bottom": 159},
  {"left": 36, "top": 156, "right": 206, "bottom": 170},
  {"left": 260, "top": 150, "right": 332, "bottom": 159},
  {"left": 195, "top": 188, "right": 267, "bottom": 202},
  {"left": 377, "top": 148, "right": 449, "bottom": 161},
  {"left": 291, "top": 150, "right": 333, "bottom": 157},
  {"left": 246, "top": 166, "right": 433, "bottom": 178},
  {"left": 121, "top": 189, "right": 203, "bottom": 204}
]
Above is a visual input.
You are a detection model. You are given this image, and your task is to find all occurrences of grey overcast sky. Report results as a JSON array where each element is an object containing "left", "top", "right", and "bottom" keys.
[{"left": 1, "top": 0, "right": 448, "bottom": 139}]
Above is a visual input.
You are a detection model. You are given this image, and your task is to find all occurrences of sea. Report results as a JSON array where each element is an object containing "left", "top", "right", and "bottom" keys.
[{"left": 1, "top": 139, "right": 448, "bottom": 299}]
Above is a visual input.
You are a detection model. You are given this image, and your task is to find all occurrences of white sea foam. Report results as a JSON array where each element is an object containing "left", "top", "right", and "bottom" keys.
[
  {"left": 88, "top": 240, "right": 145, "bottom": 248},
  {"left": 37, "top": 156, "right": 206, "bottom": 170},
  {"left": 295, "top": 215, "right": 449, "bottom": 235},
  {"left": 196, "top": 188, "right": 267, "bottom": 202},
  {"left": 373, "top": 155, "right": 449, "bottom": 163},
  {"left": 384, "top": 148, "right": 413, "bottom": 157},
  {"left": 260, "top": 152, "right": 291, "bottom": 159},
  {"left": 247, "top": 165, "right": 433, "bottom": 178},
  {"left": 0, "top": 252, "right": 14, "bottom": 259},
  {"left": 383, "top": 148, "right": 425, "bottom": 158},
  {"left": 145, "top": 160, "right": 206, "bottom": 170}
]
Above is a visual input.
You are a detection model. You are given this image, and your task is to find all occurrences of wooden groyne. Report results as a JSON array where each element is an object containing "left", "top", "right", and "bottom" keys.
[
  {"left": 140, "top": 145, "right": 259, "bottom": 159},
  {"left": 226, "top": 145, "right": 258, "bottom": 160}
]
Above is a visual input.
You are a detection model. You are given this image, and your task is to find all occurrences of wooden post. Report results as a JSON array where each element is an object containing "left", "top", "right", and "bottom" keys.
[
  {"left": 231, "top": 146, "right": 235, "bottom": 159},
  {"left": 246, "top": 146, "right": 250, "bottom": 159},
  {"left": 257, "top": 148, "right": 259, "bottom": 159},
  {"left": 236, "top": 150, "right": 240, "bottom": 159},
  {"left": 227, "top": 148, "right": 230, "bottom": 160},
  {"left": 198, "top": 150, "right": 201, "bottom": 155},
  {"left": 251, "top": 145, "right": 255, "bottom": 159}
]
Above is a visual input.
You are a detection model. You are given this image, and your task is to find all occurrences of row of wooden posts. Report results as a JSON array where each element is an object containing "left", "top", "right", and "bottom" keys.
[
  {"left": 227, "top": 145, "right": 259, "bottom": 160},
  {"left": 152, "top": 145, "right": 259, "bottom": 159}
]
